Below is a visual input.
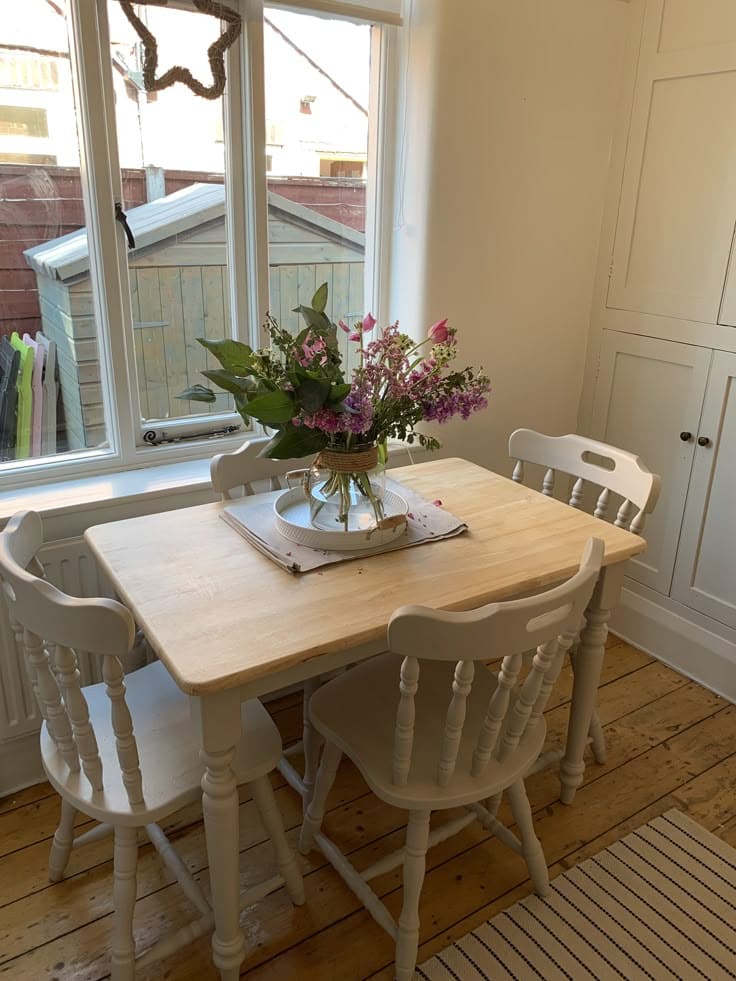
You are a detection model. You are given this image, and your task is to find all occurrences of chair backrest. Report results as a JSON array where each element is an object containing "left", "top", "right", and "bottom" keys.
[
  {"left": 508, "top": 429, "right": 661, "bottom": 535},
  {"left": 386, "top": 537, "right": 603, "bottom": 788},
  {"left": 0, "top": 511, "right": 141, "bottom": 803},
  {"left": 210, "top": 436, "right": 314, "bottom": 500}
]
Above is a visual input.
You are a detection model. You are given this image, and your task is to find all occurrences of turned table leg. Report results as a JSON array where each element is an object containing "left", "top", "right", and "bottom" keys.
[
  {"left": 560, "top": 562, "right": 625, "bottom": 805},
  {"left": 192, "top": 691, "right": 246, "bottom": 981}
]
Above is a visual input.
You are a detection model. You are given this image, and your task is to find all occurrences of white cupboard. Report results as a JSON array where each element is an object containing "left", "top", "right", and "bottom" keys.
[
  {"left": 591, "top": 332, "right": 710, "bottom": 595},
  {"left": 592, "top": 334, "right": 736, "bottom": 646},
  {"left": 670, "top": 352, "right": 736, "bottom": 629},
  {"left": 607, "top": 0, "right": 736, "bottom": 323},
  {"left": 582, "top": 0, "right": 736, "bottom": 696}
]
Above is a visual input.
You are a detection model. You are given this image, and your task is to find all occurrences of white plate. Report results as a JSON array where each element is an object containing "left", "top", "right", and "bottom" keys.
[{"left": 274, "top": 487, "right": 409, "bottom": 552}]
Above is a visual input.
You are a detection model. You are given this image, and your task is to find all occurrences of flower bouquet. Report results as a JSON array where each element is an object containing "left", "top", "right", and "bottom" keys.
[{"left": 179, "top": 283, "right": 490, "bottom": 531}]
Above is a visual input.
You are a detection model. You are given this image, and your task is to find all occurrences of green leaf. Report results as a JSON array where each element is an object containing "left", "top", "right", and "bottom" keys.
[
  {"left": 260, "top": 423, "right": 328, "bottom": 460},
  {"left": 295, "top": 376, "right": 331, "bottom": 414},
  {"left": 311, "top": 282, "right": 328, "bottom": 314},
  {"left": 175, "top": 384, "right": 216, "bottom": 403},
  {"left": 201, "top": 369, "right": 255, "bottom": 397},
  {"left": 326, "top": 382, "right": 351, "bottom": 407},
  {"left": 292, "top": 304, "right": 332, "bottom": 332},
  {"left": 197, "top": 338, "right": 254, "bottom": 374},
  {"left": 241, "top": 390, "right": 295, "bottom": 425}
]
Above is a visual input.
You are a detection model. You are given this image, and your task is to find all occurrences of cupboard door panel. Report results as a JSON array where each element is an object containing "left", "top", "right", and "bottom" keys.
[
  {"left": 659, "top": 0, "right": 736, "bottom": 53},
  {"left": 671, "top": 352, "right": 736, "bottom": 626},
  {"left": 607, "top": 0, "right": 736, "bottom": 323},
  {"left": 591, "top": 331, "right": 711, "bottom": 593}
]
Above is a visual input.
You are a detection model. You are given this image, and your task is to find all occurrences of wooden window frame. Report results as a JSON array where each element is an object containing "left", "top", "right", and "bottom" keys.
[{"left": 1, "top": 0, "right": 398, "bottom": 490}]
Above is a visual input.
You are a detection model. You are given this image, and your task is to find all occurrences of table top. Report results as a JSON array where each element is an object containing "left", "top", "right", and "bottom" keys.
[{"left": 85, "top": 458, "right": 645, "bottom": 696}]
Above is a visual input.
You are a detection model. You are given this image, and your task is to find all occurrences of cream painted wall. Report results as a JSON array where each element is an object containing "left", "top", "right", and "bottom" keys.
[{"left": 389, "top": 0, "right": 631, "bottom": 474}]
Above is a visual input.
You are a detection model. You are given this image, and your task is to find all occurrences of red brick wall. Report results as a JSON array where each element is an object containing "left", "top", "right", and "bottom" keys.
[{"left": 0, "top": 165, "right": 365, "bottom": 340}]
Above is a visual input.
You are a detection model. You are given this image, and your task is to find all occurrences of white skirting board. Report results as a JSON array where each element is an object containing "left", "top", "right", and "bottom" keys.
[
  {"left": 611, "top": 581, "right": 736, "bottom": 705},
  {"left": 0, "top": 731, "right": 44, "bottom": 798}
]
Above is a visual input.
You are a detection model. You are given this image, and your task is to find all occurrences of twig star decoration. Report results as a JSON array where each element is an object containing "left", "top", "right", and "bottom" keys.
[{"left": 118, "top": 0, "right": 241, "bottom": 100}]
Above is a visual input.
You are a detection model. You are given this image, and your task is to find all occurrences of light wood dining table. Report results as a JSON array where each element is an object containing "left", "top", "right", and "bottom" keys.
[{"left": 84, "top": 457, "right": 645, "bottom": 979}]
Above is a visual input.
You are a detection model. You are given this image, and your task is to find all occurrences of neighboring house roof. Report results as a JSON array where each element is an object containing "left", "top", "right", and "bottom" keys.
[{"left": 24, "top": 182, "right": 365, "bottom": 282}]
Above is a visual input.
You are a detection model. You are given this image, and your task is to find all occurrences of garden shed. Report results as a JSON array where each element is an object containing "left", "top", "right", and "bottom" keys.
[{"left": 23, "top": 183, "right": 365, "bottom": 449}]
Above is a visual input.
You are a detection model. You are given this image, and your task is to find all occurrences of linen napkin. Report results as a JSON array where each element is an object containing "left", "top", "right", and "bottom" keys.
[{"left": 220, "top": 477, "right": 467, "bottom": 573}]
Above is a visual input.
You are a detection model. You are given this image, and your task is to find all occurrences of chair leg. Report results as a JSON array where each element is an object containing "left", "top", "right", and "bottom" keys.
[
  {"left": 507, "top": 780, "right": 550, "bottom": 898},
  {"left": 111, "top": 825, "right": 138, "bottom": 981},
  {"left": 589, "top": 708, "right": 607, "bottom": 764},
  {"left": 299, "top": 740, "right": 342, "bottom": 854},
  {"left": 302, "top": 678, "right": 324, "bottom": 814},
  {"left": 48, "top": 798, "right": 77, "bottom": 882},
  {"left": 251, "top": 775, "right": 305, "bottom": 907},
  {"left": 395, "top": 810, "right": 431, "bottom": 981}
]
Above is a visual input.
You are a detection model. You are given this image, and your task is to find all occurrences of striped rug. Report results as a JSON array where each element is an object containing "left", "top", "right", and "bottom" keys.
[{"left": 418, "top": 810, "right": 736, "bottom": 980}]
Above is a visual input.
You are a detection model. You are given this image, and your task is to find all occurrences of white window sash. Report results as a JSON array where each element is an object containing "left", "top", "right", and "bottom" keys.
[{"left": 267, "top": 0, "right": 402, "bottom": 27}]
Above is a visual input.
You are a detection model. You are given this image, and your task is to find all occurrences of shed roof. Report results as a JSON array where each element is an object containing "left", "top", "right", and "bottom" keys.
[{"left": 24, "top": 182, "right": 365, "bottom": 282}]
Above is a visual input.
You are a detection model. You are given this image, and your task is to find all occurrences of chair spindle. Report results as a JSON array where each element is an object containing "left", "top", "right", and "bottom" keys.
[
  {"left": 393, "top": 656, "right": 419, "bottom": 786},
  {"left": 103, "top": 656, "right": 144, "bottom": 806},
  {"left": 511, "top": 459, "right": 524, "bottom": 483},
  {"left": 437, "top": 660, "right": 474, "bottom": 787},
  {"left": 24, "top": 629, "right": 80, "bottom": 772},
  {"left": 54, "top": 643, "right": 103, "bottom": 790},
  {"left": 471, "top": 651, "right": 522, "bottom": 777},
  {"left": 594, "top": 486, "right": 610, "bottom": 521},
  {"left": 542, "top": 468, "right": 555, "bottom": 496},
  {"left": 614, "top": 498, "right": 633, "bottom": 529},
  {"left": 496, "top": 638, "right": 559, "bottom": 763},
  {"left": 569, "top": 477, "right": 585, "bottom": 509}
]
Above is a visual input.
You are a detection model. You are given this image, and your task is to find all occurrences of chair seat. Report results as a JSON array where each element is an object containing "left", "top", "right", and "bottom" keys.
[
  {"left": 41, "top": 660, "right": 282, "bottom": 825},
  {"left": 309, "top": 653, "right": 546, "bottom": 810}
]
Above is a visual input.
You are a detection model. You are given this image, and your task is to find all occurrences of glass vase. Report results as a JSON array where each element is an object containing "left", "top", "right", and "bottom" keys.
[{"left": 307, "top": 443, "right": 386, "bottom": 532}]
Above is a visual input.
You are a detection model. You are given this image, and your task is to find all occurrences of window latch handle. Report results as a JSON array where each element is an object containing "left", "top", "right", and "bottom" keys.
[{"left": 114, "top": 203, "right": 136, "bottom": 249}]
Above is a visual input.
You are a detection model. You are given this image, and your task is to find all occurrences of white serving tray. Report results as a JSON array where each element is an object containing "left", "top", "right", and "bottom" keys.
[{"left": 273, "top": 487, "right": 409, "bottom": 552}]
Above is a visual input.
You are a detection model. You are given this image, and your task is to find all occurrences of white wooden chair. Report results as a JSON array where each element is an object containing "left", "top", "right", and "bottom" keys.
[
  {"left": 299, "top": 538, "right": 604, "bottom": 981},
  {"left": 508, "top": 428, "right": 661, "bottom": 763},
  {"left": 0, "top": 510, "right": 304, "bottom": 981},
  {"left": 210, "top": 436, "right": 416, "bottom": 811}
]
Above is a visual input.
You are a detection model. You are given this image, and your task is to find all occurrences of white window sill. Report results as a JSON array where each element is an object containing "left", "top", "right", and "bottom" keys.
[
  {"left": 0, "top": 457, "right": 215, "bottom": 525},
  {"left": 0, "top": 440, "right": 426, "bottom": 528}
]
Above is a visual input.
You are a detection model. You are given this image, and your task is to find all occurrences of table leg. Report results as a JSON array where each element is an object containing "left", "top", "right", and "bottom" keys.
[
  {"left": 192, "top": 691, "right": 246, "bottom": 980},
  {"left": 560, "top": 562, "right": 625, "bottom": 805},
  {"left": 302, "top": 677, "right": 323, "bottom": 814}
]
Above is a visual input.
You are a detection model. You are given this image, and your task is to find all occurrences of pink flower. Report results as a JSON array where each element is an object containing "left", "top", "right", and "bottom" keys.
[
  {"left": 428, "top": 318, "right": 449, "bottom": 344},
  {"left": 338, "top": 319, "right": 350, "bottom": 333},
  {"left": 348, "top": 332, "right": 361, "bottom": 342},
  {"left": 362, "top": 312, "right": 377, "bottom": 333}
]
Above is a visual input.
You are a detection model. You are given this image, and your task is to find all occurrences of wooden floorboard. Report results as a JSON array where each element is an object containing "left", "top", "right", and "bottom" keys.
[{"left": 0, "top": 639, "right": 734, "bottom": 981}]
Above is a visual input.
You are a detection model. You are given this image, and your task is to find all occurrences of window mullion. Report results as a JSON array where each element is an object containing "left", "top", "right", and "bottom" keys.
[
  {"left": 365, "top": 24, "right": 398, "bottom": 327},
  {"left": 67, "top": 0, "right": 139, "bottom": 464},
  {"left": 238, "top": 0, "right": 270, "bottom": 440},
  {"left": 225, "top": 1, "right": 257, "bottom": 349}
]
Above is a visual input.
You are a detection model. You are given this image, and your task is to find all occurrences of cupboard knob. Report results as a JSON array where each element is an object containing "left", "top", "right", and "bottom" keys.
[
  {"left": 697, "top": 436, "right": 711, "bottom": 447},
  {"left": 679, "top": 431, "right": 692, "bottom": 442}
]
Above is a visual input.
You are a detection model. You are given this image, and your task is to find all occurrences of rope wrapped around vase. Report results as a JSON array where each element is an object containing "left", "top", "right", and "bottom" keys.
[
  {"left": 117, "top": 0, "right": 241, "bottom": 100},
  {"left": 317, "top": 445, "right": 379, "bottom": 474}
]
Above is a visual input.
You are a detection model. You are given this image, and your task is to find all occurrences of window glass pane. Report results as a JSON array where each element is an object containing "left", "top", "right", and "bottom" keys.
[
  {"left": 263, "top": 7, "right": 370, "bottom": 367},
  {"left": 106, "top": 0, "right": 235, "bottom": 434},
  {"left": 0, "top": 0, "right": 111, "bottom": 467}
]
